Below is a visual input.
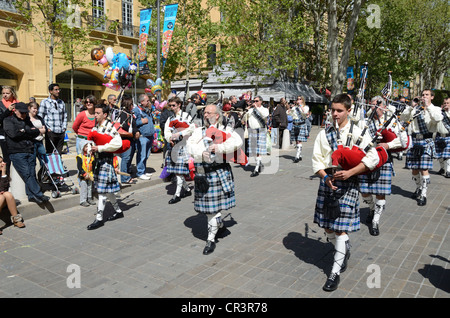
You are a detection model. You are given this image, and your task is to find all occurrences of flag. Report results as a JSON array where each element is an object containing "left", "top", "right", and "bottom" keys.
[
  {"left": 138, "top": 8, "right": 152, "bottom": 75},
  {"left": 161, "top": 3, "right": 178, "bottom": 68}
]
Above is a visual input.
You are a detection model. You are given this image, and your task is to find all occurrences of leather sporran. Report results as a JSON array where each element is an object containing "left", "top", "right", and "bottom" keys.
[
  {"left": 322, "top": 187, "right": 347, "bottom": 220},
  {"left": 436, "top": 139, "right": 446, "bottom": 150},
  {"left": 411, "top": 144, "right": 425, "bottom": 158},
  {"left": 194, "top": 174, "right": 209, "bottom": 193}
]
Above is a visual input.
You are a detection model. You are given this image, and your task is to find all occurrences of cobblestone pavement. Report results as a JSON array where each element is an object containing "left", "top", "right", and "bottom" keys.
[{"left": 0, "top": 126, "right": 448, "bottom": 301}]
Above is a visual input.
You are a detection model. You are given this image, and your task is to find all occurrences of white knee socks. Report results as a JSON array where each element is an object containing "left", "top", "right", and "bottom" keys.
[
  {"left": 97, "top": 193, "right": 122, "bottom": 221},
  {"left": 331, "top": 234, "right": 349, "bottom": 275},
  {"left": 207, "top": 212, "right": 223, "bottom": 242},
  {"left": 421, "top": 175, "right": 430, "bottom": 198},
  {"left": 296, "top": 144, "right": 302, "bottom": 159},
  {"left": 175, "top": 175, "right": 183, "bottom": 197},
  {"left": 373, "top": 199, "right": 385, "bottom": 224}
]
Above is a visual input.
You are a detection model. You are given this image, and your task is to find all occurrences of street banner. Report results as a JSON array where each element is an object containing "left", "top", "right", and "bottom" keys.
[
  {"left": 162, "top": 3, "right": 178, "bottom": 68},
  {"left": 347, "top": 66, "right": 354, "bottom": 92},
  {"left": 403, "top": 81, "right": 410, "bottom": 98},
  {"left": 139, "top": 8, "right": 152, "bottom": 75}
]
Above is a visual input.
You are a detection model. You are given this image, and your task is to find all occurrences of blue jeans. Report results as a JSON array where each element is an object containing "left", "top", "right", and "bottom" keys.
[
  {"left": 9, "top": 152, "right": 44, "bottom": 200},
  {"left": 119, "top": 139, "right": 136, "bottom": 183},
  {"left": 136, "top": 136, "right": 154, "bottom": 177}
]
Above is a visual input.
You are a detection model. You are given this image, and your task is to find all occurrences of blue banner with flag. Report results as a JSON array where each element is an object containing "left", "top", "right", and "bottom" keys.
[
  {"left": 162, "top": 3, "right": 178, "bottom": 68},
  {"left": 138, "top": 8, "right": 152, "bottom": 75}
]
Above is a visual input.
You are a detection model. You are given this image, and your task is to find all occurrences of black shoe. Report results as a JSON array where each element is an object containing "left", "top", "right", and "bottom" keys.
[
  {"left": 180, "top": 189, "right": 192, "bottom": 198},
  {"left": 323, "top": 273, "right": 340, "bottom": 292},
  {"left": 87, "top": 219, "right": 104, "bottom": 230},
  {"left": 87, "top": 199, "right": 96, "bottom": 206},
  {"left": 411, "top": 189, "right": 421, "bottom": 199},
  {"left": 438, "top": 168, "right": 445, "bottom": 175},
  {"left": 417, "top": 196, "right": 427, "bottom": 206},
  {"left": 369, "top": 222, "right": 380, "bottom": 236},
  {"left": 168, "top": 195, "right": 181, "bottom": 204},
  {"left": 293, "top": 158, "right": 300, "bottom": 163},
  {"left": 107, "top": 212, "right": 124, "bottom": 221},
  {"left": 250, "top": 170, "right": 259, "bottom": 177},
  {"left": 203, "top": 240, "right": 216, "bottom": 255}
]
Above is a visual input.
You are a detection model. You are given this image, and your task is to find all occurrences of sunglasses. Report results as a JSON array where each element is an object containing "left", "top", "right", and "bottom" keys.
[{"left": 169, "top": 104, "right": 177, "bottom": 107}]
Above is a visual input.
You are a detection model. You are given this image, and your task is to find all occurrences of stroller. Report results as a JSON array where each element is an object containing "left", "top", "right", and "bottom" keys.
[{"left": 37, "top": 141, "right": 79, "bottom": 198}]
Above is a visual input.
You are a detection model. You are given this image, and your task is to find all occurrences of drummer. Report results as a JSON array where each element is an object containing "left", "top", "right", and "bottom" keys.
[
  {"left": 359, "top": 96, "right": 402, "bottom": 236},
  {"left": 311, "top": 94, "right": 380, "bottom": 292}
]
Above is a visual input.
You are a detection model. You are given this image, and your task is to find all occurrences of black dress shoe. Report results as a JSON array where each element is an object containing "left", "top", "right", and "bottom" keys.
[
  {"left": 87, "top": 219, "right": 104, "bottom": 230},
  {"left": 203, "top": 240, "right": 216, "bottom": 255},
  {"left": 369, "top": 222, "right": 380, "bottom": 236},
  {"left": 180, "top": 189, "right": 192, "bottom": 198},
  {"left": 323, "top": 273, "right": 340, "bottom": 292},
  {"left": 250, "top": 171, "right": 259, "bottom": 177},
  {"left": 411, "top": 189, "right": 421, "bottom": 199},
  {"left": 107, "top": 212, "right": 124, "bottom": 221},
  {"left": 438, "top": 168, "right": 445, "bottom": 175},
  {"left": 417, "top": 197, "right": 427, "bottom": 206},
  {"left": 168, "top": 195, "right": 181, "bottom": 204}
]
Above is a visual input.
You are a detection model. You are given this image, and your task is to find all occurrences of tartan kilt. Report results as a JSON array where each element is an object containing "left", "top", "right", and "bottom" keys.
[
  {"left": 291, "top": 123, "right": 308, "bottom": 142},
  {"left": 314, "top": 177, "right": 360, "bottom": 232},
  {"left": 194, "top": 165, "right": 236, "bottom": 214},
  {"left": 248, "top": 128, "right": 267, "bottom": 156},
  {"left": 405, "top": 138, "right": 435, "bottom": 170},
  {"left": 94, "top": 159, "right": 120, "bottom": 193},
  {"left": 358, "top": 161, "right": 392, "bottom": 195},
  {"left": 434, "top": 136, "right": 450, "bottom": 159},
  {"left": 165, "top": 143, "right": 190, "bottom": 175}
]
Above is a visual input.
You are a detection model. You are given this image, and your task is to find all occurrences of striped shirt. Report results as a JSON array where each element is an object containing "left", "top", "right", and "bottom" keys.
[{"left": 38, "top": 97, "right": 67, "bottom": 133}]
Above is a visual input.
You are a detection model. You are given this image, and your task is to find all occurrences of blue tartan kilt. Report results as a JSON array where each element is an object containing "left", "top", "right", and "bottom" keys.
[
  {"left": 358, "top": 162, "right": 392, "bottom": 195},
  {"left": 314, "top": 177, "right": 360, "bottom": 232},
  {"left": 194, "top": 165, "right": 236, "bottom": 214},
  {"left": 406, "top": 138, "right": 435, "bottom": 170},
  {"left": 291, "top": 123, "right": 308, "bottom": 142},
  {"left": 248, "top": 128, "right": 267, "bottom": 156},
  {"left": 166, "top": 143, "right": 190, "bottom": 175},
  {"left": 94, "top": 160, "right": 120, "bottom": 193},
  {"left": 434, "top": 136, "right": 450, "bottom": 159}
]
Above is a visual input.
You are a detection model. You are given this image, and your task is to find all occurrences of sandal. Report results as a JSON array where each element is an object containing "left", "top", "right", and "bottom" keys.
[
  {"left": 11, "top": 214, "right": 25, "bottom": 228},
  {"left": 125, "top": 179, "right": 137, "bottom": 184}
]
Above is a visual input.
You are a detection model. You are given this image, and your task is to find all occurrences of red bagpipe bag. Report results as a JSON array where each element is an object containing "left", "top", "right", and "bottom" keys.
[
  {"left": 87, "top": 130, "right": 130, "bottom": 154},
  {"left": 205, "top": 126, "right": 248, "bottom": 166},
  {"left": 331, "top": 144, "right": 388, "bottom": 174},
  {"left": 378, "top": 128, "right": 410, "bottom": 153},
  {"left": 168, "top": 118, "right": 190, "bottom": 131}
]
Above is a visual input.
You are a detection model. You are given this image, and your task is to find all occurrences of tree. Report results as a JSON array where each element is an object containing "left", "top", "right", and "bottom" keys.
[{"left": 327, "top": 0, "right": 365, "bottom": 98}]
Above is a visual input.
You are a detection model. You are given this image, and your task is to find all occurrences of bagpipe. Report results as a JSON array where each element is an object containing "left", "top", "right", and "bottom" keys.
[
  {"left": 87, "top": 119, "right": 131, "bottom": 154},
  {"left": 330, "top": 63, "right": 388, "bottom": 173},
  {"left": 167, "top": 112, "right": 194, "bottom": 143},
  {"left": 204, "top": 125, "right": 248, "bottom": 166}
]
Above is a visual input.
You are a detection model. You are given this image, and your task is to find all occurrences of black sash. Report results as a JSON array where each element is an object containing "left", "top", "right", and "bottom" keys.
[{"left": 251, "top": 108, "right": 266, "bottom": 128}]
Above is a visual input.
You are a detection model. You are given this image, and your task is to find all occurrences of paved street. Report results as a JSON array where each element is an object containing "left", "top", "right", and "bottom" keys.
[{"left": 0, "top": 125, "right": 448, "bottom": 301}]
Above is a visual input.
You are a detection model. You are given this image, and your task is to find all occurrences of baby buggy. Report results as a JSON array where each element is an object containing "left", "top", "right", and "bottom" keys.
[{"left": 37, "top": 146, "right": 79, "bottom": 198}]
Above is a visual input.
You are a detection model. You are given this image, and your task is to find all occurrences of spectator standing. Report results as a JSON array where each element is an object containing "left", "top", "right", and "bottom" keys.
[
  {"left": 38, "top": 83, "right": 67, "bottom": 155},
  {"left": 134, "top": 94, "right": 155, "bottom": 180},
  {"left": 3, "top": 102, "right": 49, "bottom": 204},
  {"left": 0, "top": 85, "right": 18, "bottom": 174},
  {"left": 117, "top": 94, "right": 139, "bottom": 184},
  {"left": 107, "top": 94, "right": 119, "bottom": 121},
  {"left": 72, "top": 95, "right": 97, "bottom": 155},
  {"left": 0, "top": 155, "right": 26, "bottom": 232},
  {"left": 28, "top": 102, "right": 47, "bottom": 176},
  {"left": 272, "top": 98, "right": 288, "bottom": 148}
]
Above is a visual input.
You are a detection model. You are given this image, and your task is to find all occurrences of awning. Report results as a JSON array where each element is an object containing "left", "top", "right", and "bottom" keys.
[{"left": 256, "top": 81, "right": 329, "bottom": 104}]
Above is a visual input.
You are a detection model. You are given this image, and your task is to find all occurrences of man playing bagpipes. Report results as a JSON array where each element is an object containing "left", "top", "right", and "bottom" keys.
[
  {"left": 164, "top": 97, "right": 196, "bottom": 204},
  {"left": 288, "top": 96, "right": 309, "bottom": 163},
  {"left": 312, "top": 94, "right": 382, "bottom": 292},
  {"left": 435, "top": 97, "right": 450, "bottom": 178},
  {"left": 359, "top": 96, "right": 403, "bottom": 236},
  {"left": 241, "top": 96, "right": 269, "bottom": 177},
  {"left": 186, "top": 104, "right": 243, "bottom": 255},
  {"left": 86, "top": 104, "right": 125, "bottom": 230},
  {"left": 400, "top": 89, "right": 443, "bottom": 206}
]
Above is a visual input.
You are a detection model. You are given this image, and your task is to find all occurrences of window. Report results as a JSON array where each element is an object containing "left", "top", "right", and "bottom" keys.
[
  {"left": 122, "top": 0, "right": 133, "bottom": 36},
  {"left": 92, "top": 0, "right": 105, "bottom": 30}
]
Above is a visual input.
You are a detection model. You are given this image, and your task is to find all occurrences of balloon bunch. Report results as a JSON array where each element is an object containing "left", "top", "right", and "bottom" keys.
[
  {"left": 145, "top": 78, "right": 163, "bottom": 95},
  {"left": 91, "top": 46, "right": 137, "bottom": 91},
  {"left": 197, "top": 90, "right": 207, "bottom": 104},
  {"left": 151, "top": 125, "right": 165, "bottom": 153}
]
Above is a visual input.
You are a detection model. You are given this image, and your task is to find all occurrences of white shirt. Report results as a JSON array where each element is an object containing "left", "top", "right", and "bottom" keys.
[
  {"left": 244, "top": 106, "right": 269, "bottom": 129},
  {"left": 400, "top": 103, "right": 443, "bottom": 133},
  {"left": 312, "top": 121, "right": 380, "bottom": 174},
  {"left": 436, "top": 109, "right": 450, "bottom": 134},
  {"left": 164, "top": 110, "right": 195, "bottom": 142}
]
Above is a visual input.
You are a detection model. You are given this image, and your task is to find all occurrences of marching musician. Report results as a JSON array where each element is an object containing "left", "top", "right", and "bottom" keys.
[
  {"left": 400, "top": 89, "right": 443, "bottom": 206},
  {"left": 359, "top": 96, "right": 402, "bottom": 236},
  {"left": 164, "top": 97, "right": 195, "bottom": 204},
  {"left": 186, "top": 104, "right": 243, "bottom": 255},
  {"left": 435, "top": 97, "right": 450, "bottom": 178},
  {"left": 288, "top": 96, "right": 309, "bottom": 163},
  {"left": 86, "top": 104, "right": 124, "bottom": 230},
  {"left": 312, "top": 94, "right": 380, "bottom": 292},
  {"left": 242, "top": 96, "right": 269, "bottom": 177}
]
